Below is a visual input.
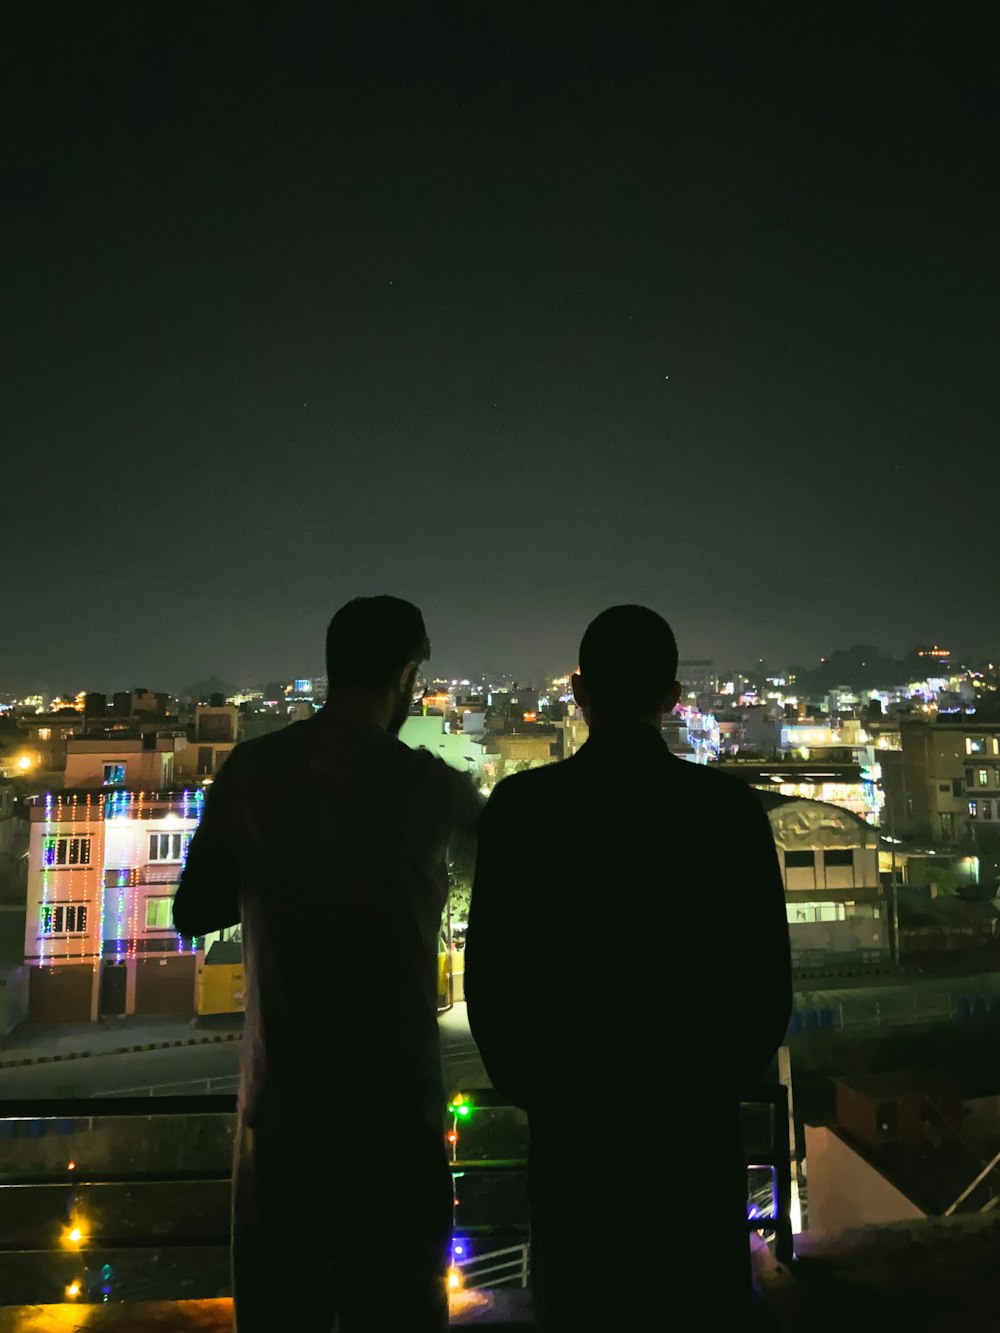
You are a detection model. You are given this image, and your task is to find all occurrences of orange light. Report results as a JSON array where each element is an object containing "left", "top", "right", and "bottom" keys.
[
  {"left": 447, "top": 1131, "right": 458, "bottom": 1144},
  {"left": 66, "top": 1281, "right": 81, "bottom": 1298},
  {"left": 448, "top": 1266, "right": 462, "bottom": 1291},
  {"left": 67, "top": 1161, "right": 76, "bottom": 1171},
  {"left": 68, "top": 1227, "right": 82, "bottom": 1244}
]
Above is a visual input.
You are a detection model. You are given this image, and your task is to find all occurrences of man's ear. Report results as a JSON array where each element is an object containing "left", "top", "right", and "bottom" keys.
[
  {"left": 571, "top": 672, "right": 588, "bottom": 708},
  {"left": 663, "top": 680, "right": 683, "bottom": 713},
  {"left": 399, "top": 661, "right": 420, "bottom": 695}
]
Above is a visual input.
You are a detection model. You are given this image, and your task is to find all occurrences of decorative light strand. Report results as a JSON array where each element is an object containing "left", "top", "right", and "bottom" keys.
[{"left": 39, "top": 792, "right": 54, "bottom": 967}]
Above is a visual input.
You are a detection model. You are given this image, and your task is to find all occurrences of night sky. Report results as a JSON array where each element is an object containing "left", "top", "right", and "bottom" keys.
[{"left": 4, "top": 4, "right": 998, "bottom": 692}]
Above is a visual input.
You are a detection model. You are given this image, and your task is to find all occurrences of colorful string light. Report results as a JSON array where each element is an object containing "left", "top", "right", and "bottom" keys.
[{"left": 39, "top": 792, "right": 54, "bottom": 966}]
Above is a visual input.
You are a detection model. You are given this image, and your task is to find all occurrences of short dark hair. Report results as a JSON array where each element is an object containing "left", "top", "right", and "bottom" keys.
[
  {"left": 325, "top": 596, "right": 430, "bottom": 690},
  {"left": 578, "top": 605, "right": 679, "bottom": 716}
]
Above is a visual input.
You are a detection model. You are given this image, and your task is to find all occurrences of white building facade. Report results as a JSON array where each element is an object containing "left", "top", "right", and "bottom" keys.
[{"left": 24, "top": 788, "right": 204, "bottom": 1022}]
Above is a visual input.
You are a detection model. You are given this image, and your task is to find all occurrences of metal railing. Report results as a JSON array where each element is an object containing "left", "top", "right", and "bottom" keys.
[
  {"left": 91, "top": 1075, "right": 239, "bottom": 1098},
  {"left": 0, "top": 1084, "right": 794, "bottom": 1302},
  {"left": 455, "top": 1241, "right": 529, "bottom": 1289},
  {"left": 789, "top": 986, "right": 1000, "bottom": 1034}
]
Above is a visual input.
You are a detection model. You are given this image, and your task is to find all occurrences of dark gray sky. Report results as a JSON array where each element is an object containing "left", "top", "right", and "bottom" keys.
[{"left": 3, "top": 3, "right": 999, "bottom": 692}]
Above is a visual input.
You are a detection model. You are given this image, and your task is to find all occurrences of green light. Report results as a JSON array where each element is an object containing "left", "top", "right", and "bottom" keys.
[{"left": 457, "top": 1105, "right": 471, "bottom": 1117}]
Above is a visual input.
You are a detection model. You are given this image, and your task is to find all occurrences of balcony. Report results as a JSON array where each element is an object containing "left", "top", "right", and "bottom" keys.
[
  {"left": 0, "top": 1090, "right": 794, "bottom": 1329},
  {"left": 3, "top": 1077, "right": 999, "bottom": 1330},
  {"left": 103, "top": 867, "right": 182, "bottom": 888}
]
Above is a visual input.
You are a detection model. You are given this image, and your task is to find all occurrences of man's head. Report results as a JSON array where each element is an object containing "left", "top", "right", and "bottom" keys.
[
  {"left": 572, "top": 604, "right": 681, "bottom": 728},
  {"left": 325, "top": 596, "right": 430, "bottom": 734}
]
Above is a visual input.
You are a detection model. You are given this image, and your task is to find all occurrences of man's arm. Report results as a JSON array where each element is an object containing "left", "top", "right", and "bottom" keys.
[
  {"left": 172, "top": 753, "right": 246, "bottom": 939},
  {"left": 464, "top": 779, "right": 533, "bottom": 1109},
  {"left": 730, "top": 786, "right": 793, "bottom": 1086}
]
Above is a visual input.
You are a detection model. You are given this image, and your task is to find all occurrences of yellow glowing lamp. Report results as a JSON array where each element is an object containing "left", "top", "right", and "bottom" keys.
[
  {"left": 66, "top": 1281, "right": 81, "bottom": 1299},
  {"left": 16, "top": 755, "right": 32, "bottom": 770},
  {"left": 447, "top": 1266, "right": 462, "bottom": 1292}
]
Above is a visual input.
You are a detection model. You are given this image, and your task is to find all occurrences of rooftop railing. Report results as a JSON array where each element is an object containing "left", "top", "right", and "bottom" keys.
[{"left": 0, "top": 1086, "right": 792, "bottom": 1311}]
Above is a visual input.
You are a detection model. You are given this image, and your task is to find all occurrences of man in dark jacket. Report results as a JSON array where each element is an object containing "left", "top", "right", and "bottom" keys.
[
  {"left": 465, "top": 605, "right": 792, "bottom": 1332},
  {"left": 173, "top": 596, "right": 481, "bottom": 1333}
]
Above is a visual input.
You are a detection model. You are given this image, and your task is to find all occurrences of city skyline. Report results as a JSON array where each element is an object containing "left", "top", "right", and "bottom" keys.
[{"left": 2, "top": 635, "right": 994, "bottom": 705}]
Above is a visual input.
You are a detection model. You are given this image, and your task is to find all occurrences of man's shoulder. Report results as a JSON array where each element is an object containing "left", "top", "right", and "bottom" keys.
[
  {"left": 225, "top": 724, "right": 301, "bottom": 768},
  {"left": 489, "top": 761, "right": 567, "bottom": 805},
  {"left": 392, "top": 737, "right": 458, "bottom": 783},
  {"left": 671, "top": 759, "right": 763, "bottom": 805},
  {"left": 672, "top": 764, "right": 777, "bottom": 836},
  {"left": 217, "top": 722, "right": 314, "bottom": 789}
]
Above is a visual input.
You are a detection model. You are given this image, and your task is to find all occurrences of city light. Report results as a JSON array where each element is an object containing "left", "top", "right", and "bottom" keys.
[{"left": 66, "top": 1282, "right": 81, "bottom": 1299}]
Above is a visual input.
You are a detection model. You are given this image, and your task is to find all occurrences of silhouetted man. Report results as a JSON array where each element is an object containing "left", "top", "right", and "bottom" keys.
[
  {"left": 173, "top": 596, "right": 481, "bottom": 1333},
  {"left": 465, "top": 605, "right": 791, "bottom": 1332}
]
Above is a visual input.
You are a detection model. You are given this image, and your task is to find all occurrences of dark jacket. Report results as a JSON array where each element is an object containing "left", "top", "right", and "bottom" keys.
[
  {"left": 173, "top": 712, "right": 481, "bottom": 1138},
  {"left": 465, "top": 722, "right": 792, "bottom": 1120}
]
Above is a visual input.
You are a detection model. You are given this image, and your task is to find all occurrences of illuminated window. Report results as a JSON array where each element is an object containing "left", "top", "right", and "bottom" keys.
[
  {"left": 37, "top": 728, "right": 52, "bottom": 741},
  {"left": 40, "top": 903, "right": 88, "bottom": 934},
  {"left": 966, "top": 737, "right": 986, "bottom": 754},
  {"left": 42, "top": 837, "right": 92, "bottom": 868},
  {"left": 103, "top": 762, "right": 126, "bottom": 786},
  {"left": 145, "top": 897, "right": 174, "bottom": 929},
  {"left": 979, "top": 769, "right": 989, "bottom": 787},
  {"left": 785, "top": 901, "right": 846, "bottom": 924},
  {"left": 148, "top": 832, "right": 192, "bottom": 863},
  {"left": 969, "top": 801, "right": 978, "bottom": 818}
]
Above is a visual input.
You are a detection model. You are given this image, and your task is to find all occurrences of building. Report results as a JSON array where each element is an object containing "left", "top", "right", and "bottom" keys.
[
  {"left": 757, "top": 792, "right": 889, "bottom": 965},
  {"left": 881, "top": 719, "right": 1000, "bottom": 847},
  {"left": 0, "top": 778, "right": 29, "bottom": 1037},
  {"left": 805, "top": 1072, "right": 1000, "bottom": 1235},
  {"left": 64, "top": 731, "right": 188, "bottom": 790},
  {"left": 399, "top": 714, "right": 487, "bottom": 781},
  {"left": 175, "top": 704, "right": 240, "bottom": 781},
  {"left": 2, "top": 712, "right": 85, "bottom": 785},
  {"left": 720, "top": 759, "right": 878, "bottom": 823},
  {"left": 22, "top": 788, "right": 205, "bottom": 1022},
  {"left": 678, "top": 659, "right": 717, "bottom": 698},
  {"left": 477, "top": 727, "right": 561, "bottom": 786}
]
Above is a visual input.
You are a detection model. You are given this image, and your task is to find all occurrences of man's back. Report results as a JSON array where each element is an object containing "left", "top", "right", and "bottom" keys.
[
  {"left": 466, "top": 721, "right": 791, "bottom": 1117},
  {"left": 175, "top": 712, "right": 477, "bottom": 1135},
  {"left": 465, "top": 720, "right": 792, "bottom": 1331}
]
